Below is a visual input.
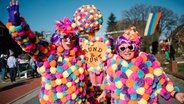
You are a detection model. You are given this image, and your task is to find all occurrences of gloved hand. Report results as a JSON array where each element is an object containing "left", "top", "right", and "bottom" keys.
[{"left": 7, "top": 0, "right": 20, "bottom": 26}]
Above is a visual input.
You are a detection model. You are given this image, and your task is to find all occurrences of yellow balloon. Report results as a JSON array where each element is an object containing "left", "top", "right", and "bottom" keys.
[
  {"left": 66, "top": 82, "right": 72, "bottom": 88},
  {"left": 56, "top": 92, "right": 63, "bottom": 99},
  {"left": 125, "top": 70, "right": 133, "bottom": 77},
  {"left": 136, "top": 87, "right": 145, "bottom": 95},
  {"left": 115, "top": 81, "right": 123, "bottom": 89},
  {"left": 79, "top": 68, "right": 84, "bottom": 74},
  {"left": 72, "top": 93, "right": 77, "bottom": 99},
  {"left": 154, "top": 68, "right": 163, "bottom": 76},
  {"left": 120, "top": 93, "right": 125, "bottom": 100},
  {"left": 45, "top": 84, "right": 51, "bottom": 90},
  {"left": 50, "top": 67, "right": 56, "bottom": 74},
  {"left": 55, "top": 79, "right": 62, "bottom": 85},
  {"left": 63, "top": 71, "right": 69, "bottom": 78},
  {"left": 166, "top": 84, "right": 174, "bottom": 92},
  {"left": 111, "top": 64, "right": 117, "bottom": 71},
  {"left": 43, "top": 95, "right": 49, "bottom": 101},
  {"left": 138, "top": 99, "right": 147, "bottom": 104}
]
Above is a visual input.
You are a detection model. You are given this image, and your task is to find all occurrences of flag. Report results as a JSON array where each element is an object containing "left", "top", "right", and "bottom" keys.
[{"left": 144, "top": 12, "right": 162, "bottom": 36}]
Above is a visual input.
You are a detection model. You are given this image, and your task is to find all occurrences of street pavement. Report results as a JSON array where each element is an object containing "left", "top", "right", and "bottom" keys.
[{"left": 0, "top": 77, "right": 41, "bottom": 104}]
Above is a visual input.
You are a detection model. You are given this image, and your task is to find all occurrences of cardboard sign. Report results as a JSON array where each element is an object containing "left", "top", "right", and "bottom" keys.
[{"left": 80, "top": 41, "right": 107, "bottom": 67}]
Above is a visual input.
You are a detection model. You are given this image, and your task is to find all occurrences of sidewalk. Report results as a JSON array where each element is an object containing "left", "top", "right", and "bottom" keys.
[{"left": 0, "top": 77, "right": 41, "bottom": 104}]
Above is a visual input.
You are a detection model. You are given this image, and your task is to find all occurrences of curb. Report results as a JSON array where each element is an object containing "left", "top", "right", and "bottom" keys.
[
  {"left": 8, "top": 87, "right": 40, "bottom": 104},
  {"left": 164, "top": 69, "right": 184, "bottom": 80}
]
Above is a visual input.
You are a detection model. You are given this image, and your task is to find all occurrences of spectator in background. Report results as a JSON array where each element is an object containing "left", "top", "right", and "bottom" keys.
[
  {"left": 7, "top": 50, "right": 17, "bottom": 83},
  {"left": 29, "top": 58, "right": 39, "bottom": 78},
  {"left": 165, "top": 50, "right": 170, "bottom": 61},
  {"left": 162, "top": 40, "right": 170, "bottom": 61},
  {"left": 0, "top": 53, "right": 7, "bottom": 83},
  {"left": 151, "top": 41, "right": 158, "bottom": 55},
  {"left": 169, "top": 45, "right": 175, "bottom": 61}
]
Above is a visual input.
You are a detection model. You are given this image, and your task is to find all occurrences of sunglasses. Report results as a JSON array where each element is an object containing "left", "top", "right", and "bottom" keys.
[
  {"left": 119, "top": 45, "right": 134, "bottom": 51},
  {"left": 62, "top": 35, "right": 76, "bottom": 42}
]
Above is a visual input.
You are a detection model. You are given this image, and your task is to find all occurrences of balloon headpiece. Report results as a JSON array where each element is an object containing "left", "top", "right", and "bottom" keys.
[
  {"left": 115, "top": 26, "right": 142, "bottom": 54},
  {"left": 51, "top": 17, "right": 79, "bottom": 45},
  {"left": 73, "top": 5, "right": 103, "bottom": 34}
]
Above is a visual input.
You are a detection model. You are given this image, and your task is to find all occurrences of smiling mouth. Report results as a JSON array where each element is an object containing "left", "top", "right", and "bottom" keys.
[{"left": 124, "top": 53, "right": 132, "bottom": 57}]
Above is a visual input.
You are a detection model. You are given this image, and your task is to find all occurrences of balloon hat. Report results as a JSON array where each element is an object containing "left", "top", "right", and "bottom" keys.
[{"left": 73, "top": 5, "right": 103, "bottom": 34}]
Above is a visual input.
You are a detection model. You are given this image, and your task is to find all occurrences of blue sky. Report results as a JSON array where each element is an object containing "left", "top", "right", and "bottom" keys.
[{"left": 0, "top": 0, "right": 184, "bottom": 37}]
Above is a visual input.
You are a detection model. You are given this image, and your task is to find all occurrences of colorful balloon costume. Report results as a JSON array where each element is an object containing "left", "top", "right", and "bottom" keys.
[
  {"left": 7, "top": 3, "right": 93, "bottom": 103},
  {"left": 102, "top": 27, "right": 180, "bottom": 104},
  {"left": 73, "top": 5, "right": 112, "bottom": 86}
]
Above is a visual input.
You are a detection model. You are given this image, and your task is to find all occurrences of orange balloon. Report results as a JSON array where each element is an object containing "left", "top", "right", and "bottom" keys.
[
  {"left": 39, "top": 99, "right": 46, "bottom": 104},
  {"left": 61, "top": 97, "right": 67, "bottom": 103},
  {"left": 125, "top": 79, "right": 134, "bottom": 88},
  {"left": 51, "top": 80, "right": 57, "bottom": 87},
  {"left": 130, "top": 66, "right": 139, "bottom": 72},
  {"left": 74, "top": 70, "right": 80, "bottom": 76},
  {"left": 57, "top": 46, "right": 64, "bottom": 53},
  {"left": 70, "top": 50, "right": 75, "bottom": 56},
  {"left": 111, "top": 93, "right": 120, "bottom": 99},
  {"left": 159, "top": 78, "right": 165, "bottom": 85},
  {"left": 148, "top": 67, "right": 154, "bottom": 74},
  {"left": 66, "top": 61, "right": 72, "bottom": 67},
  {"left": 50, "top": 60, "right": 57, "bottom": 67},
  {"left": 62, "top": 78, "right": 67, "bottom": 84},
  {"left": 67, "top": 87, "right": 73, "bottom": 94},
  {"left": 77, "top": 61, "right": 82, "bottom": 66},
  {"left": 142, "top": 93, "right": 150, "bottom": 101},
  {"left": 144, "top": 83, "right": 149, "bottom": 89},
  {"left": 6, "top": 22, "right": 12, "bottom": 28},
  {"left": 128, "top": 100, "right": 138, "bottom": 104},
  {"left": 141, "top": 55, "right": 147, "bottom": 62},
  {"left": 12, "top": 32, "right": 18, "bottom": 37},
  {"left": 71, "top": 86, "right": 76, "bottom": 92},
  {"left": 48, "top": 91, "right": 55, "bottom": 103}
]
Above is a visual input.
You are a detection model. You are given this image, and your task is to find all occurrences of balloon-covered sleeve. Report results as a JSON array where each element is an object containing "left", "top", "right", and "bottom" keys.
[
  {"left": 147, "top": 53, "right": 180, "bottom": 101},
  {"left": 156, "top": 71, "right": 180, "bottom": 100},
  {"left": 6, "top": 17, "right": 50, "bottom": 62}
]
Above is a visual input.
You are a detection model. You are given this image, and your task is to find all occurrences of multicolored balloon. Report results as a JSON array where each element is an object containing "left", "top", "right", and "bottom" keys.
[{"left": 73, "top": 5, "right": 103, "bottom": 34}]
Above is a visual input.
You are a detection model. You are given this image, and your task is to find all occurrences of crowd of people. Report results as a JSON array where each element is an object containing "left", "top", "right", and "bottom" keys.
[
  {"left": 0, "top": 50, "right": 40, "bottom": 83},
  {"left": 2, "top": 0, "right": 184, "bottom": 103}
]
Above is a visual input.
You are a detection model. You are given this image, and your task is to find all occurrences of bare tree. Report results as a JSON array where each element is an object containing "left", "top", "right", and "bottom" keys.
[
  {"left": 117, "top": 4, "right": 179, "bottom": 52},
  {"left": 120, "top": 4, "right": 150, "bottom": 36},
  {"left": 179, "top": 14, "right": 184, "bottom": 25},
  {"left": 151, "top": 6, "right": 178, "bottom": 37}
]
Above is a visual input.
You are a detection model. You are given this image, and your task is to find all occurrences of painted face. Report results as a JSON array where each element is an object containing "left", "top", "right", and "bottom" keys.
[
  {"left": 119, "top": 43, "right": 135, "bottom": 61},
  {"left": 61, "top": 35, "right": 76, "bottom": 50}
]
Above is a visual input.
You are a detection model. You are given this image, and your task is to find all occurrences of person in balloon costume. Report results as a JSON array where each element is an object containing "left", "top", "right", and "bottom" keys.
[
  {"left": 98, "top": 27, "right": 184, "bottom": 104},
  {"left": 6, "top": 0, "right": 95, "bottom": 103},
  {"left": 73, "top": 5, "right": 113, "bottom": 102}
]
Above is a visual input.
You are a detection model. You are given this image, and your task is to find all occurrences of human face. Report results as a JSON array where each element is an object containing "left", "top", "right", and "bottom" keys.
[
  {"left": 61, "top": 35, "right": 76, "bottom": 50},
  {"left": 119, "top": 43, "right": 135, "bottom": 61}
]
